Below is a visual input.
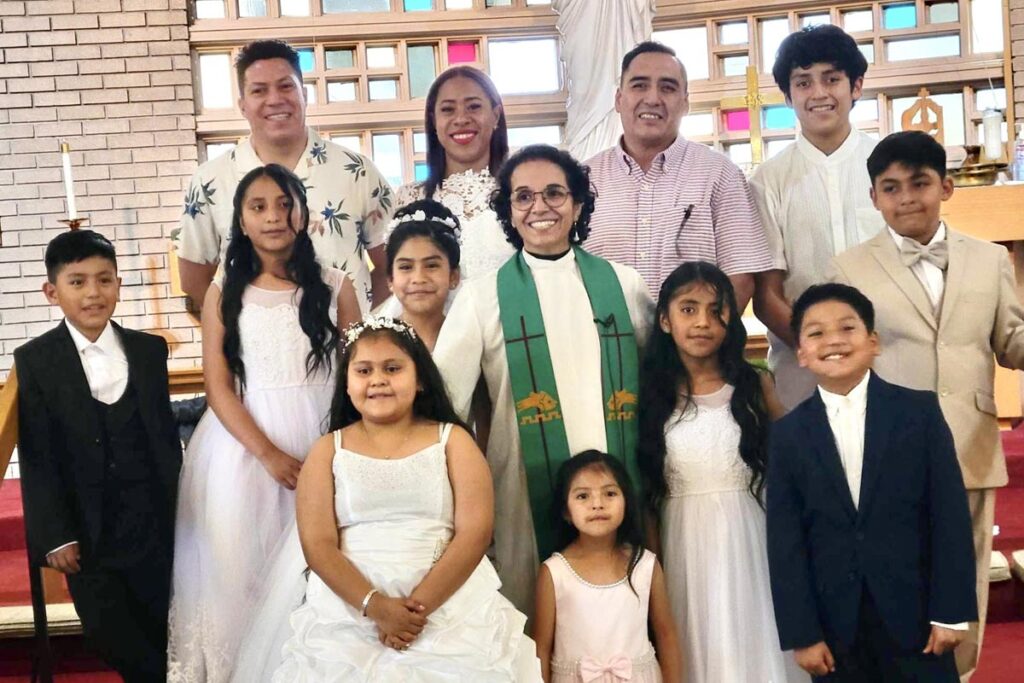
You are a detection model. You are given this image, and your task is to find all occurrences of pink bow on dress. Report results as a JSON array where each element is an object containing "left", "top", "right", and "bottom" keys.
[{"left": 578, "top": 654, "right": 633, "bottom": 681}]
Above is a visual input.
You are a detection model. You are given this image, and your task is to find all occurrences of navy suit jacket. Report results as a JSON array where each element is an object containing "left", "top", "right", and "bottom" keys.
[
  {"left": 766, "top": 372, "right": 976, "bottom": 652},
  {"left": 15, "top": 321, "right": 182, "bottom": 566}
]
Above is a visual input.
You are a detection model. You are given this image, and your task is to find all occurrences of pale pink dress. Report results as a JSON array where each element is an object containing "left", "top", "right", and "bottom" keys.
[{"left": 545, "top": 550, "right": 662, "bottom": 683}]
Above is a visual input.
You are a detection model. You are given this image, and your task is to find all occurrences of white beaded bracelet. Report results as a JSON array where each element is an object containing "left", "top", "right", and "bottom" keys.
[{"left": 360, "top": 588, "right": 379, "bottom": 617}]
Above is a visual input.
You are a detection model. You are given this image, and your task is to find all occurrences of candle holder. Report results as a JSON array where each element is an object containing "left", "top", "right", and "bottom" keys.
[{"left": 58, "top": 217, "right": 89, "bottom": 230}]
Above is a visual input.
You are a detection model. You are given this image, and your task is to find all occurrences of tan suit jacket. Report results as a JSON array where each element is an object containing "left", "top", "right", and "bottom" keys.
[{"left": 828, "top": 228, "right": 1024, "bottom": 489}]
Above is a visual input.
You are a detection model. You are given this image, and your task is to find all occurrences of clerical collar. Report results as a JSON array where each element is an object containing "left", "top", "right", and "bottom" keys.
[{"left": 524, "top": 248, "right": 572, "bottom": 261}]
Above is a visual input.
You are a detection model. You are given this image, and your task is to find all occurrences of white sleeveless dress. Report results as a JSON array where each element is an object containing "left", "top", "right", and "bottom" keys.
[
  {"left": 232, "top": 424, "right": 542, "bottom": 682},
  {"left": 660, "top": 385, "right": 808, "bottom": 683},
  {"left": 167, "top": 271, "right": 344, "bottom": 683}
]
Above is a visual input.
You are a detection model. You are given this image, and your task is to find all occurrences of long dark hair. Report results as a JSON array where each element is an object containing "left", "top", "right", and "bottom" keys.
[
  {"left": 328, "top": 324, "right": 471, "bottom": 433},
  {"left": 551, "top": 450, "right": 646, "bottom": 595},
  {"left": 637, "top": 262, "right": 770, "bottom": 507},
  {"left": 423, "top": 66, "right": 508, "bottom": 198},
  {"left": 221, "top": 164, "right": 339, "bottom": 389}
]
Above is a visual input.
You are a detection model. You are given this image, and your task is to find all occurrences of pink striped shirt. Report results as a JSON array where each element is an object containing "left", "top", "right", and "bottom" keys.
[{"left": 585, "top": 137, "right": 774, "bottom": 295}]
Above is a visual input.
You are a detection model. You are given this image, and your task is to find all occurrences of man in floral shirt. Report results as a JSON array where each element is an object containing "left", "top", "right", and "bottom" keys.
[{"left": 174, "top": 40, "right": 394, "bottom": 312}]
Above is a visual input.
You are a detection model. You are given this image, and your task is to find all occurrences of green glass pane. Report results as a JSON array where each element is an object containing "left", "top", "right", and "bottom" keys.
[
  {"left": 326, "top": 48, "right": 355, "bottom": 69},
  {"left": 408, "top": 45, "right": 437, "bottom": 99}
]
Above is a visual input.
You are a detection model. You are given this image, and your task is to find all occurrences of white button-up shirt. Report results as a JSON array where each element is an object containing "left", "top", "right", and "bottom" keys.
[
  {"left": 888, "top": 222, "right": 947, "bottom": 311},
  {"left": 817, "top": 370, "right": 965, "bottom": 631}
]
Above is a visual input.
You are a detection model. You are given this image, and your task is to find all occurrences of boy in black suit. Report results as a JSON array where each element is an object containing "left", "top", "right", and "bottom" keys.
[
  {"left": 16, "top": 230, "right": 181, "bottom": 682},
  {"left": 766, "top": 283, "right": 976, "bottom": 682}
]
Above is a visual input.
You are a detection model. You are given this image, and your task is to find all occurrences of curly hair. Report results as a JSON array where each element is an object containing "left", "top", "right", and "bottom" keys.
[
  {"left": 771, "top": 25, "right": 868, "bottom": 99},
  {"left": 490, "top": 144, "right": 596, "bottom": 250}
]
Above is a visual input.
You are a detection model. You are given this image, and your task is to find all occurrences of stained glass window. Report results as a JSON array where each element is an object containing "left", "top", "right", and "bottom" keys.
[
  {"left": 408, "top": 45, "right": 437, "bottom": 98},
  {"left": 298, "top": 49, "right": 315, "bottom": 73},
  {"left": 405, "top": 0, "right": 433, "bottom": 10},
  {"left": 326, "top": 48, "right": 356, "bottom": 70},
  {"left": 414, "top": 162, "right": 429, "bottom": 181},
  {"left": 883, "top": 3, "right": 917, "bottom": 29},
  {"left": 447, "top": 41, "right": 478, "bottom": 64},
  {"left": 927, "top": 1, "right": 959, "bottom": 23},
  {"left": 763, "top": 106, "right": 796, "bottom": 130},
  {"left": 723, "top": 110, "right": 751, "bottom": 132}
]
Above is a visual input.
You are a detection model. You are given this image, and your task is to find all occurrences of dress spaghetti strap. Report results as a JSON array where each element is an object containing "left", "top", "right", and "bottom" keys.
[
  {"left": 439, "top": 422, "right": 454, "bottom": 450},
  {"left": 333, "top": 429, "right": 342, "bottom": 453}
]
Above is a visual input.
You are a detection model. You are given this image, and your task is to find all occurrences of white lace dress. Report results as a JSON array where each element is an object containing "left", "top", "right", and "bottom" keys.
[
  {"left": 167, "top": 272, "right": 344, "bottom": 683},
  {"left": 380, "top": 168, "right": 514, "bottom": 316},
  {"left": 661, "top": 385, "right": 808, "bottom": 683},
  {"left": 230, "top": 424, "right": 542, "bottom": 682}
]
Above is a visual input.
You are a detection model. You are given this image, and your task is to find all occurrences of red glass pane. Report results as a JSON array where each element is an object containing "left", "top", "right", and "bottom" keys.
[
  {"left": 724, "top": 109, "right": 750, "bottom": 132},
  {"left": 447, "top": 41, "right": 477, "bottom": 64}
]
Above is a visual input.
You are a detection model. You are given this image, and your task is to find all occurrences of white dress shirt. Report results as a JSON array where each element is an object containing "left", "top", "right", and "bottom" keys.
[
  {"left": 66, "top": 321, "right": 129, "bottom": 405},
  {"left": 48, "top": 321, "right": 129, "bottom": 557},
  {"left": 888, "top": 222, "right": 947, "bottom": 311},
  {"left": 817, "top": 371, "right": 966, "bottom": 631}
]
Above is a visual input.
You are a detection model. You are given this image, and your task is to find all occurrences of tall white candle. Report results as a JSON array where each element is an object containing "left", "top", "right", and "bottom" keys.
[
  {"left": 982, "top": 109, "right": 1003, "bottom": 161},
  {"left": 60, "top": 141, "right": 77, "bottom": 220}
]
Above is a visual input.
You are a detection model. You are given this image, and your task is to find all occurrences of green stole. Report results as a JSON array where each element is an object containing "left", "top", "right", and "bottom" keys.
[{"left": 496, "top": 247, "right": 640, "bottom": 559}]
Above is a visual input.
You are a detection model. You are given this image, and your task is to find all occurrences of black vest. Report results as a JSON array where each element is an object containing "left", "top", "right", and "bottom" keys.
[{"left": 92, "top": 383, "right": 162, "bottom": 566}]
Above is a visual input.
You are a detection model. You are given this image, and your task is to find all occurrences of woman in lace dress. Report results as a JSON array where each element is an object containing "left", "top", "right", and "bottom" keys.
[
  {"left": 231, "top": 318, "right": 541, "bottom": 681},
  {"left": 392, "top": 66, "right": 513, "bottom": 288},
  {"left": 637, "top": 262, "right": 807, "bottom": 683},
  {"left": 167, "top": 165, "right": 361, "bottom": 682}
]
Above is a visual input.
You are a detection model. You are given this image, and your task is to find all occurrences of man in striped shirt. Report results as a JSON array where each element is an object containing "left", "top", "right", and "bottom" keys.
[{"left": 585, "top": 41, "right": 774, "bottom": 309}]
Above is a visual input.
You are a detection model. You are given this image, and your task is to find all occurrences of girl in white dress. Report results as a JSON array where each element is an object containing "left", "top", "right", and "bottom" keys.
[
  {"left": 233, "top": 318, "right": 541, "bottom": 682},
  {"left": 384, "top": 200, "right": 462, "bottom": 351},
  {"left": 533, "top": 451, "right": 682, "bottom": 683},
  {"left": 637, "top": 262, "right": 807, "bottom": 683},
  {"left": 168, "top": 164, "right": 361, "bottom": 683}
]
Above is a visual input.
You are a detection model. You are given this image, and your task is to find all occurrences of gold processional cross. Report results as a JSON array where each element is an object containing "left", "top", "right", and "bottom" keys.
[{"left": 719, "top": 66, "right": 788, "bottom": 166}]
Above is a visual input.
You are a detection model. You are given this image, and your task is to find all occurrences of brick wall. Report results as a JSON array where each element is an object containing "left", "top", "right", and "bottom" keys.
[
  {"left": 0, "top": 0, "right": 199, "bottom": 378},
  {"left": 1014, "top": 0, "right": 1024, "bottom": 124}
]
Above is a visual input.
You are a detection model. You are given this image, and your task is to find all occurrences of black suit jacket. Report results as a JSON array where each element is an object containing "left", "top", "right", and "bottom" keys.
[
  {"left": 15, "top": 321, "right": 182, "bottom": 566},
  {"left": 766, "top": 372, "right": 977, "bottom": 652}
]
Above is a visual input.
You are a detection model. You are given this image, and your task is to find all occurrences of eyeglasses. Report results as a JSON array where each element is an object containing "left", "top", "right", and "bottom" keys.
[{"left": 510, "top": 185, "right": 571, "bottom": 211}]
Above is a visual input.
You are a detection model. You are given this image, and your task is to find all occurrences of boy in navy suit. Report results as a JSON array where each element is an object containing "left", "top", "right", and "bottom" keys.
[
  {"left": 766, "top": 283, "right": 976, "bottom": 682},
  {"left": 16, "top": 230, "right": 181, "bottom": 682}
]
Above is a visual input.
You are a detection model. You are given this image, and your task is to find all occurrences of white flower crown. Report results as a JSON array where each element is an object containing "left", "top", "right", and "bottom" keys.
[
  {"left": 342, "top": 316, "right": 418, "bottom": 349},
  {"left": 384, "top": 210, "right": 461, "bottom": 244}
]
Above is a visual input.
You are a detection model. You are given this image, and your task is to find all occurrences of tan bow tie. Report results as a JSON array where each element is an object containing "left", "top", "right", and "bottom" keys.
[{"left": 899, "top": 238, "right": 948, "bottom": 270}]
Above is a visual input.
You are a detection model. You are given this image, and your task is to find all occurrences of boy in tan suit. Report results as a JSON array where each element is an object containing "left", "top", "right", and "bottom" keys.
[{"left": 828, "top": 130, "right": 1024, "bottom": 681}]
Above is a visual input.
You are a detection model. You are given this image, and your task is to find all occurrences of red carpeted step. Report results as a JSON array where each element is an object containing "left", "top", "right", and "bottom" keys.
[
  {"left": 974, "top": 619, "right": 1024, "bottom": 683},
  {"left": 0, "top": 634, "right": 117, "bottom": 679},
  {"left": 0, "top": 483, "right": 25, "bottom": 553},
  {"left": 0, "top": 549, "right": 30, "bottom": 608}
]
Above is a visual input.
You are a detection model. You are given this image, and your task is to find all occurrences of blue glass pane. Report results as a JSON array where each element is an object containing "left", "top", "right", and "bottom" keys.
[
  {"left": 883, "top": 4, "right": 917, "bottom": 29},
  {"left": 405, "top": 0, "right": 432, "bottom": 8},
  {"left": 763, "top": 106, "right": 796, "bottom": 130},
  {"left": 415, "top": 162, "right": 429, "bottom": 181},
  {"left": 298, "top": 49, "right": 315, "bottom": 73}
]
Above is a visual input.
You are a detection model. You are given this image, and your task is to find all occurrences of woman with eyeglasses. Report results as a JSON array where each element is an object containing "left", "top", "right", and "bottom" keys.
[{"left": 433, "top": 144, "right": 655, "bottom": 617}]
